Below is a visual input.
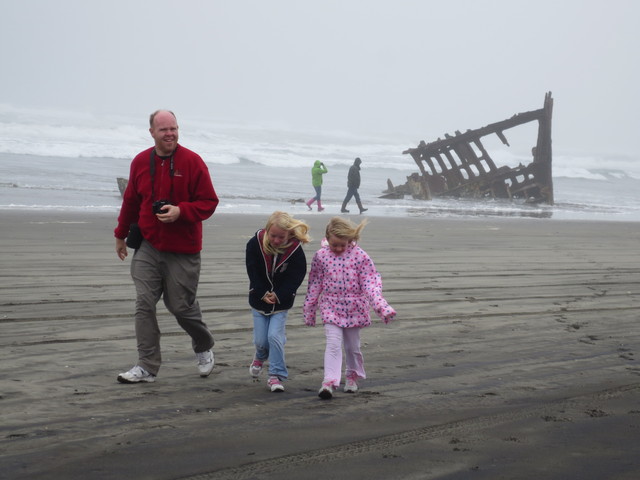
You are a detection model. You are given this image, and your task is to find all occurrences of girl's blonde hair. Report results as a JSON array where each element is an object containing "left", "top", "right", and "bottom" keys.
[
  {"left": 325, "top": 216, "right": 367, "bottom": 242},
  {"left": 262, "top": 211, "right": 311, "bottom": 255}
]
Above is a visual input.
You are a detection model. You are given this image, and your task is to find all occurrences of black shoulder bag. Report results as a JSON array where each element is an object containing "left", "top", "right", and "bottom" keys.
[
  {"left": 125, "top": 150, "right": 155, "bottom": 249},
  {"left": 126, "top": 223, "right": 143, "bottom": 249}
]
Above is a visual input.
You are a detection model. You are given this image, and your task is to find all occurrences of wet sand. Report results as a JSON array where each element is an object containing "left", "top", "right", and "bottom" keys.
[{"left": 1, "top": 211, "right": 639, "bottom": 480}]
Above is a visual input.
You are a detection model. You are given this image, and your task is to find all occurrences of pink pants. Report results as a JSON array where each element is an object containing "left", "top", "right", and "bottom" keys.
[{"left": 323, "top": 323, "right": 366, "bottom": 387}]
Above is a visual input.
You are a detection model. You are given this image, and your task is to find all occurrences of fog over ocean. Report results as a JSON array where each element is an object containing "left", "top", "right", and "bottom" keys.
[{"left": 1, "top": 106, "right": 639, "bottom": 222}]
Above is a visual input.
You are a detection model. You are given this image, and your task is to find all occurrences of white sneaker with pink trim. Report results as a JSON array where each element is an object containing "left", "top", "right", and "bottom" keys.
[
  {"left": 318, "top": 382, "right": 336, "bottom": 399},
  {"left": 268, "top": 376, "right": 284, "bottom": 392},
  {"left": 344, "top": 374, "right": 358, "bottom": 393}
]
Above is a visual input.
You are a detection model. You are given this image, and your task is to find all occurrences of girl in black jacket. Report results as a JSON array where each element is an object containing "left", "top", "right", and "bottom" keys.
[{"left": 245, "top": 211, "right": 310, "bottom": 392}]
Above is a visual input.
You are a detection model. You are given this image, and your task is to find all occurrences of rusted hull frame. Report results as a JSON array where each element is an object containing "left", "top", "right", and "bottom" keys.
[
  {"left": 117, "top": 177, "right": 128, "bottom": 197},
  {"left": 392, "top": 92, "right": 554, "bottom": 205}
]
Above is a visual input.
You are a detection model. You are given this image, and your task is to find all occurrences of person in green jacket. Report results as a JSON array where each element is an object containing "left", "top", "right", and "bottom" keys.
[{"left": 306, "top": 160, "right": 328, "bottom": 212}]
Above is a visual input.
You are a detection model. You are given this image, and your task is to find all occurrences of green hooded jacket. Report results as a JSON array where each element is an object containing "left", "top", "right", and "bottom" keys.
[{"left": 311, "top": 160, "right": 328, "bottom": 187}]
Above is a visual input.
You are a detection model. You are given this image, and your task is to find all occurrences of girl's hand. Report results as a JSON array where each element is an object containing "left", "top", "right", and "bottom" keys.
[
  {"left": 305, "top": 319, "right": 316, "bottom": 327},
  {"left": 374, "top": 299, "right": 396, "bottom": 324},
  {"left": 262, "top": 292, "right": 277, "bottom": 304}
]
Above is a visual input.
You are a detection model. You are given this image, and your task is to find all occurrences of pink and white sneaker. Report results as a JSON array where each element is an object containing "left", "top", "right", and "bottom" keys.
[
  {"left": 344, "top": 373, "right": 358, "bottom": 393},
  {"left": 318, "top": 381, "right": 336, "bottom": 399},
  {"left": 249, "top": 357, "right": 264, "bottom": 378},
  {"left": 267, "top": 376, "right": 284, "bottom": 392}
]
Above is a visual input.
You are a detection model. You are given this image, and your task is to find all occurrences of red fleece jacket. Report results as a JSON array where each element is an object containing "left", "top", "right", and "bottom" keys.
[{"left": 114, "top": 144, "right": 219, "bottom": 254}]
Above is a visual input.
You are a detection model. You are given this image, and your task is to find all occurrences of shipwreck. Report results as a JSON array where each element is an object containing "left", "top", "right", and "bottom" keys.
[
  {"left": 117, "top": 177, "right": 128, "bottom": 197},
  {"left": 385, "top": 92, "right": 554, "bottom": 204}
]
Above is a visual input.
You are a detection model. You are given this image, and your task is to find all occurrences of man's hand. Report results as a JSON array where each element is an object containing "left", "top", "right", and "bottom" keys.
[
  {"left": 116, "top": 238, "right": 128, "bottom": 261},
  {"left": 156, "top": 204, "right": 181, "bottom": 223}
]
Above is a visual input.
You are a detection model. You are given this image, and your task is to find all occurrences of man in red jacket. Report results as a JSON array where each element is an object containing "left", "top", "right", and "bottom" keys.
[{"left": 114, "top": 110, "right": 219, "bottom": 384}]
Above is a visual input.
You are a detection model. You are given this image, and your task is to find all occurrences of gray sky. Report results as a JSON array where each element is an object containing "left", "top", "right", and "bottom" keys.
[{"left": 1, "top": 0, "right": 638, "bottom": 155}]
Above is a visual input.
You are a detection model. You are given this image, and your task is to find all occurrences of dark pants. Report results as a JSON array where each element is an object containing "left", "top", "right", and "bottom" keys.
[{"left": 341, "top": 187, "right": 364, "bottom": 211}]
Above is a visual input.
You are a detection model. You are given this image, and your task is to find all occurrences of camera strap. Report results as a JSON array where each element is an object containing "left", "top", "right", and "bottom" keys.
[{"left": 150, "top": 149, "right": 175, "bottom": 202}]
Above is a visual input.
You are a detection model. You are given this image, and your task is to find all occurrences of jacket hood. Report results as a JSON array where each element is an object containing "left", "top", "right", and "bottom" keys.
[
  {"left": 320, "top": 237, "right": 356, "bottom": 252},
  {"left": 313, "top": 160, "right": 322, "bottom": 167}
]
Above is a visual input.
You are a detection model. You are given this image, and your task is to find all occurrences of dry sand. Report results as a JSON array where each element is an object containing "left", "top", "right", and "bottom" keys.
[{"left": 1, "top": 211, "right": 639, "bottom": 480}]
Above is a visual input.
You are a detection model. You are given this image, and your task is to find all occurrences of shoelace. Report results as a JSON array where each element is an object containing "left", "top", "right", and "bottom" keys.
[{"left": 196, "top": 351, "right": 211, "bottom": 364}]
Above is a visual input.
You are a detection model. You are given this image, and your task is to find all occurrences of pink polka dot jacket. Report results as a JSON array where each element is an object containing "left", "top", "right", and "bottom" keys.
[{"left": 303, "top": 239, "right": 396, "bottom": 327}]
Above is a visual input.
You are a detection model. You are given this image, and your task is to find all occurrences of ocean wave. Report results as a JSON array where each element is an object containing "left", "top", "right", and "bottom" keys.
[
  {"left": 5, "top": 182, "right": 117, "bottom": 193},
  {"left": 2, "top": 104, "right": 640, "bottom": 183},
  {"left": 0, "top": 203, "right": 119, "bottom": 212}
]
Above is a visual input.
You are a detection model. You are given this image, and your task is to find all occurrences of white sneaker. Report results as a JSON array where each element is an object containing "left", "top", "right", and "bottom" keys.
[
  {"left": 249, "top": 357, "right": 264, "bottom": 378},
  {"left": 196, "top": 350, "right": 214, "bottom": 377},
  {"left": 117, "top": 365, "right": 156, "bottom": 384},
  {"left": 318, "top": 382, "right": 335, "bottom": 399},
  {"left": 267, "top": 376, "right": 285, "bottom": 392},
  {"left": 344, "top": 374, "right": 358, "bottom": 393}
]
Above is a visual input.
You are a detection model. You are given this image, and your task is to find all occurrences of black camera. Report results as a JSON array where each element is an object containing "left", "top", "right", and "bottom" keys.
[{"left": 152, "top": 199, "right": 171, "bottom": 215}]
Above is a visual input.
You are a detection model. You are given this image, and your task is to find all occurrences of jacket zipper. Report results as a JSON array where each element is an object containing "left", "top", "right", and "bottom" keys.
[{"left": 268, "top": 255, "right": 277, "bottom": 313}]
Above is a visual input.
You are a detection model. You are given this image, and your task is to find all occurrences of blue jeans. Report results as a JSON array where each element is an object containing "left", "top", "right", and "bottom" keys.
[{"left": 252, "top": 309, "right": 288, "bottom": 379}]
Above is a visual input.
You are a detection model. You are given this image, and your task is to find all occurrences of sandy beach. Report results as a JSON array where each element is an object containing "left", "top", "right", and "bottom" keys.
[{"left": 1, "top": 211, "right": 639, "bottom": 480}]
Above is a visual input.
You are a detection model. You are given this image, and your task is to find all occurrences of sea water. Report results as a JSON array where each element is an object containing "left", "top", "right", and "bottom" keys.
[{"left": 1, "top": 105, "right": 639, "bottom": 222}]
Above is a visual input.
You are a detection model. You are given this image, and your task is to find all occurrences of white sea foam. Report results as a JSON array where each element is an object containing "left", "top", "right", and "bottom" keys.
[{"left": 1, "top": 104, "right": 639, "bottom": 221}]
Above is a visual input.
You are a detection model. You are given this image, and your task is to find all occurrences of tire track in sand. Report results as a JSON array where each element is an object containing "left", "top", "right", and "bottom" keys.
[{"left": 177, "top": 384, "right": 639, "bottom": 480}]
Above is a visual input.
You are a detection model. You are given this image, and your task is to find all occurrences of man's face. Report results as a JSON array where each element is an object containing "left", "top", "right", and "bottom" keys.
[{"left": 150, "top": 112, "right": 179, "bottom": 155}]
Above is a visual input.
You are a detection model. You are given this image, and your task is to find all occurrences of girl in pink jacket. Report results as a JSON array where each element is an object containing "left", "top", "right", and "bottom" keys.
[{"left": 303, "top": 217, "right": 396, "bottom": 399}]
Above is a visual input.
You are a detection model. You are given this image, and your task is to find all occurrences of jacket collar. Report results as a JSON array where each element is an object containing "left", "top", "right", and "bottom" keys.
[{"left": 257, "top": 229, "right": 301, "bottom": 273}]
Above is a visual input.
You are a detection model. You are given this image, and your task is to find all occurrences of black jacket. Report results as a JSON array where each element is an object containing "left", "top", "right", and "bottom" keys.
[
  {"left": 347, "top": 157, "right": 362, "bottom": 189},
  {"left": 245, "top": 229, "right": 307, "bottom": 314}
]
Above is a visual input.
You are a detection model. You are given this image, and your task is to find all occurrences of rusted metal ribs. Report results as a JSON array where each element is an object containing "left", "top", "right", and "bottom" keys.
[
  {"left": 386, "top": 92, "right": 554, "bottom": 204},
  {"left": 117, "top": 177, "right": 128, "bottom": 197}
]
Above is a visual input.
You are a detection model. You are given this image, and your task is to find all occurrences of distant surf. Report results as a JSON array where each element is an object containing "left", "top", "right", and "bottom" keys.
[{"left": 1, "top": 105, "right": 639, "bottom": 221}]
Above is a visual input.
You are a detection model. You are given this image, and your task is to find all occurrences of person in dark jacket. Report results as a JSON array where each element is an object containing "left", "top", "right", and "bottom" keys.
[
  {"left": 341, "top": 157, "right": 368, "bottom": 214},
  {"left": 245, "top": 211, "right": 310, "bottom": 392}
]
